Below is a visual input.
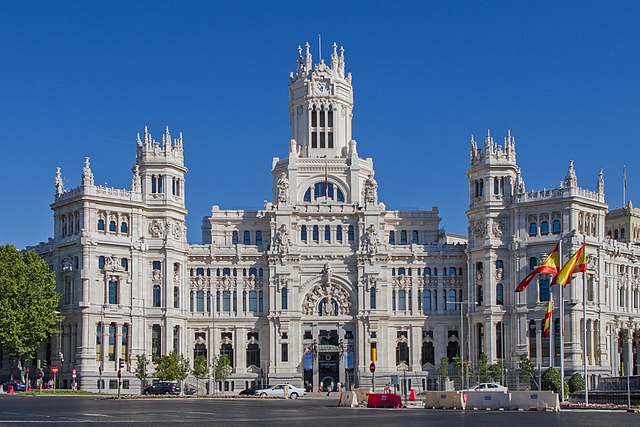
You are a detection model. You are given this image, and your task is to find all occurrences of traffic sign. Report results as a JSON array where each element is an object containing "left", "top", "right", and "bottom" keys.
[
  {"left": 369, "top": 362, "right": 376, "bottom": 373},
  {"left": 51, "top": 366, "right": 59, "bottom": 374}
]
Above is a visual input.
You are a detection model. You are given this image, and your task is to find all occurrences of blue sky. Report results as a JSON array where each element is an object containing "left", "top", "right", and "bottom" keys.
[{"left": 2, "top": 1, "right": 639, "bottom": 248}]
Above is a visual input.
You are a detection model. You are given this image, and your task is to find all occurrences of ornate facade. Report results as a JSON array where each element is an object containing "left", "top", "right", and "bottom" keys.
[{"left": 6, "top": 43, "right": 639, "bottom": 393}]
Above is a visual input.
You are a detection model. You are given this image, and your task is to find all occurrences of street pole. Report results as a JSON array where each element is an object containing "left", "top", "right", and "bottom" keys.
[
  {"left": 582, "top": 235, "right": 588, "bottom": 405},
  {"left": 559, "top": 240, "right": 565, "bottom": 402}
]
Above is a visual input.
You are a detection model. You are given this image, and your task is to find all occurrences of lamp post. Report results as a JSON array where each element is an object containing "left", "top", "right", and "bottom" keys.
[{"left": 449, "top": 301, "right": 477, "bottom": 390}]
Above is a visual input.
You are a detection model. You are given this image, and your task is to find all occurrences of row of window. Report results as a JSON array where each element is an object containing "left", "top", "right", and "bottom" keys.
[
  {"left": 95, "top": 322, "right": 129, "bottom": 362},
  {"left": 310, "top": 106, "right": 334, "bottom": 149},
  {"left": 189, "top": 289, "right": 265, "bottom": 313},
  {"left": 529, "top": 220, "right": 561, "bottom": 236},
  {"left": 97, "top": 219, "right": 129, "bottom": 234},
  {"left": 475, "top": 283, "right": 508, "bottom": 306},
  {"left": 190, "top": 267, "right": 265, "bottom": 277},
  {"left": 472, "top": 176, "right": 508, "bottom": 198},
  {"left": 392, "top": 267, "right": 463, "bottom": 276},
  {"left": 231, "top": 230, "right": 264, "bottom": 245},
  {"left": 301, "top": 224, "right": 354, "bottom": 242},
  {"left": 304, "top": 183, "right": 345, "bottom": 202},
  {"left": 150, "top": 175, "right": 183, "bottom": 196},
  {"left": 60, "top": 212, "right": 81, "bottom": 238}
]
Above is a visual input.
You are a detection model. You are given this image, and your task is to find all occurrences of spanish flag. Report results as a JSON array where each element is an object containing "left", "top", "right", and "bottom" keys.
[
  {"left": 515, "top": 244, "right": 560, "bottom": 292},
  {"left": 542, "top": 297, "right": 553, "bottom": 337},
  {"left": 553, "top": 243, "right": 587, "bottom": 286}
]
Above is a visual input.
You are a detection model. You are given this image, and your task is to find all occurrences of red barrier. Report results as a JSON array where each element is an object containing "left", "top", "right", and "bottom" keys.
[
  {"left": 409, "top": 389, "right": 416, "bottom": 401},
  {"left": 8, "top": 385, "right": 14, "bottom": 394},
  {"left": 367, "top": 393, "right": 403, "bottom": 408}
]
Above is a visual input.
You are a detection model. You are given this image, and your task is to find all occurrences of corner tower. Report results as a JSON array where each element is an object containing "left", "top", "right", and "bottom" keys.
[{"left": 289, "top": 42, "right": 354, "bottom": 158}]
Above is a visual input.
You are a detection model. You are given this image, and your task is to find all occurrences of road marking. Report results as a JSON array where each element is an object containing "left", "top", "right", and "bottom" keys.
[{"left": 81, "top": 413, "right": 111, "bottom": 417}]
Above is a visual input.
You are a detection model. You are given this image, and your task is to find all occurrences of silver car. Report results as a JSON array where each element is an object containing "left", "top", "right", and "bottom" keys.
[{"left": 256, "top": 383, "right": 306, "bottom": 399}]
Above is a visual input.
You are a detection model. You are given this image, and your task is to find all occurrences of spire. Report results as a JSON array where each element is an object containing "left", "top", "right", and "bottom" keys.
[
  {"left": 304, "top": 42, "right": 312, "bottom": 73},
  {"left": 338, "top": 46, "right": 345, "bottom": 77},
  {"left": 55, "top": 167, "right": 63, "bottom": 196},
  {"left": 82, "top": 157, "right": 94, "bottom": 187},
  {"left": 484, "top": 129, "right": 493, "bottom": 150},
  {"left": 564, "top": 160, "right": 578, "bottom": 188},
  {"left": 144, "top": 125, "right": 150, "bottom": 145},
  {"left": 163, "top": 126, "right": 172, "bottom": 151},
  {"left": 331, "top": 42, "right": 338, "bottom": 70}
]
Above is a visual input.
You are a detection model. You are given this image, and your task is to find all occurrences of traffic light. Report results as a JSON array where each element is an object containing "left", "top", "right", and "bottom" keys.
[
  {"left": 98, "top": 366, "right": 103, "bottom": 376},
  {"left": 119, "top": 359, "right": 125, "bottom": 370}
]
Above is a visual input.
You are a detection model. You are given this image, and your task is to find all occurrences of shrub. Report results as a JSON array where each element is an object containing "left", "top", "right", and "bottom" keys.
[
  {"left": 568, "top": 373, "right": 585, "bottom": 393},
  {"left": 541, "top": 367, "right": 569, "bottom": 399}
]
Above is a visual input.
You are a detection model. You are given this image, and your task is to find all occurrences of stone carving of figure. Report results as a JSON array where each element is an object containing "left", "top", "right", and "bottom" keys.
[
  {"left": 149, "top": 220, "right": 164, "bottom": 238},
  {"left": 322, "top": 298, "right": 334, "bottom": 316},
  {"left": 361, "top": 224, "right": 380, "bottom": 255},
  {"left": 322, "top": 263, "right": 333, "bottom": 287},
  {"left": 55, "top": 167, "right": 64, "bottom": 196},
  {"left": 272, "top": 224, "right": 291, "bottom": 255},
  {"left": 132, "top": 165, "right": 142, "bottom": 193},
  {"left": 277, "top": 173, "right": 289, "bottom": 204},
  {"left": 362, "top": 172, "right": 378, "bottom": 204},
  {"left": 492, "top": 220, "right": 504, "bottom": 237},
  {"left": 495, "top": 268, "right": 503, "bottom": 280}
]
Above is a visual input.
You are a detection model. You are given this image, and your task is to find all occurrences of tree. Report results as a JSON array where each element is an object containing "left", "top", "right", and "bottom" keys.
[
  {"left": 518, "top": 354, "right": 535, "bottom": 389},
  {"left": 214, "top": 354, "right": 232, "bottom": 384},
  {"left": 438, "top": 357, "right": 449, "bottom": 389},
  {"left": 541, "top": 367, "right": 569, "bottom": 399},
  {"left": 568, "top": 372, "right": 585, "bottom": 393},
  {"left": 134, "top": 354, "right": 149, "bottom": 393},
  {"left": 452, "top": 356, "right": 463, "bottom": 388},
  {"left": 476, "top": 354, "right": 491, "bottom": 383},
  {"left": 488, "top": 359, "right": 505, "bottom": 385},
  {"left": 0, "top": 245, "right": 59, "bottom": 379},
  {"left": 192, "top": 355, "right": 208, "bottom": 396}
]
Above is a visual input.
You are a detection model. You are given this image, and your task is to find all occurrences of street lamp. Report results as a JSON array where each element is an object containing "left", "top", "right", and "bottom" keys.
[{"left": 449, "top": 301, "right": 477, "bottom": 390}]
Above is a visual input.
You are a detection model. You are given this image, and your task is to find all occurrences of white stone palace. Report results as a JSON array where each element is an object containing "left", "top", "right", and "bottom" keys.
[{"left": 4, "top": 43, "right": 639, "bottom": 393}]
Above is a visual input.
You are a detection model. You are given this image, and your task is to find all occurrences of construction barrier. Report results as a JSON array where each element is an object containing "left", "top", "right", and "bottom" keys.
[
  {"left": 465, "top": 391, "right": 510, "bottom": 410},
  {"left": 367, "top": 393, "right": 403, "bottom": 408},
  {"left": 338, "top": 391, "right": 359, "bottom": 407},
  {"left": 424, "top": 391, "right": 467, "bottom": 410},
  {"left": 354, "top": 389, "right": 370, "bottom": 406},
  {"left": 510, "top": 391, "right": 560, "bottom": 411}
]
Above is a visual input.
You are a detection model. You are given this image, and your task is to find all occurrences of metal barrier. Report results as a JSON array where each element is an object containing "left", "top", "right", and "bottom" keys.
[{"left": 424, "top": 391, "right": 466, "bottom": 409}]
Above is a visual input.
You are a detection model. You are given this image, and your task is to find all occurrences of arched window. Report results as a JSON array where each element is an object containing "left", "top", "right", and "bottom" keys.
[
  {"left": 552, "top": 220, "right": 561, "bottom": 234},
  {"left": 336, "top": 225, "right": 343, "bottom": 241},
  {"left": 301, "top": 225, "right": 307, "bottom": 241},
  {"left": 153, "top": 285, "right": 161, "bottom": 307},
  {"left": 496, "top": 283, "right": 504, "bottom": 305},
  {"left": 496, "top": 322, "right": 503, "bottom": 359},
  {"left": 348, "top": 225, "right": 354, "bottom": 242},
  {"left": 121, "top": 323, "right": 129, "bottom": 363},
  {"left": 249, "top": 267, "right": 257, "bottom": 276},
  {"left": 541, "top": 221, "right": 549, "bottom": 235},
  {"left": 258, "top": 268, "right": 263, "bottom": 277},
  {"left": 398, "top": 267, "right": 406, "bottom": 276},
  {"left": 412, "top": 230, "right": 419, "bottom": 244},
  {"left": 223, "top": 290, "right": 231, "bottom": 312},
  {"left": 109, "top": 220, "right": 117, "bottom": 232},
  {"left": 398, "top": 290, "right": 407, "bottom": 310},
  {"left": 443, "top": 267, "right": 447, "bottom": 276},
  {"left": 98, "top": 219, "right": 105, "bottom": 231},
  {"left": 249, "top": 290, "right": 257, "bottom": 312},
  {"left": 232, "top": 230, "right": 239, "bottom": 244},
  {"left": 281, "top": 287, "right": 288, "bottom": 310},
  {"left": 318, "top": 297, "right": 338, "bottom": 316},
  {"left": 424, "top": 267, "right": 431, "bottom": 276},
  {"left": 255, "top": 230, "right": 262, "bottom": 245},
  {"left": 621, "top": 228, "right": 626, "bottom": 239},
  {"left": 370, "top": 287, "right": 376, "bottom": 309},
  {"left": 396, "top": 336, "right": 409, "bottom": 365},
  {"left": 400, "top": 230, "right": 408, "bottom": 245},
  {"left": 423, "top": 290, "right": 431, "bottom": 311},
  {"left": 98, "top": 256, "right": 105, "bottom": 269},
  {"left": 108, "top": 280, "right": 118, "bottom": 304},
  {"left": 529, "top": 222, "right": 538, "bottom": 236},
  {"left": 614, "top": 229, "right": 619, "bottom": 240},
  {"left": 151, "top": 325, "right": 161, "bottom": 360},
  {"left": 221, "top": 342, "right": 234, "bottom": 367},
  {"left": 495, "top": 260, "right": 503, "bottom": 270},
  {"left": 304, "top": 188, "right": 311, "bottom": 202},
  {"left": 174, "top": 286, "right": 179, "bottom": 309},
  {"left": 222, "top": 267, "right": 230, "bottom": 276},
  {"left": 433, "top": 267, "right": 438, "bottom": 276},
  {"left": 153, "top": 260, "right": 162, "bottom": 271},
  {"left": 157, "top": 175, "right": 163, "bottom": 193},
  {"left": 108, "top": 323, "right": 116, "bottom": 361},
  {"left": 389, "top": 231, "right": 395, "bottom": 244},
  {"left": 121, "top": 258, "right": 128, "bottom": 271},
  {"left": 312, "top": 225, "right": 319, "bottom": 242},
  {"left": 243, "top": 230, "right": 251, "bottom": 245},
  {"left": 324, "top": 225, "right": 331, "bottom": 242},
  {"left": 120, "top": 222, "right": 128, "bottom": 233},
  {"left": 449, "top": 267, "right": 457, "bottom": 276},
  {"left": 422, "top": 341, "right": 435, "bottom": 366}
]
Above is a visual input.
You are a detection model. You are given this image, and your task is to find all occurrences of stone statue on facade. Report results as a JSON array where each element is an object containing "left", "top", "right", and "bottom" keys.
[
  {"left": 55, "top": 167, "right": 64, "bottom": 196},
  {"left": 277, "top": 173, "right": 289, "bottom": 204},
  {"left": 272, "top": 224, "right": 291, "bottom": 255},
  {"left": 362, "top": 172, "right": 378, "bottom": 204},
  {"left": 361, "top": 224, "right": 379, "bottom": 255}
]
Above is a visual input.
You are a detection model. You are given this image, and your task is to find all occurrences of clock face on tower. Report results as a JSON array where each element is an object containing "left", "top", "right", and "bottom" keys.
[{"left": 314, "top": 81, "right": 327, "bottom": 95}]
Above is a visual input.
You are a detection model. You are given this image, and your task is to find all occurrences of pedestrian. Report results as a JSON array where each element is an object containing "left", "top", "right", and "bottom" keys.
[
  {"left": 326, "top": 383, "right": 331, "bottom": 397},
  {"left": 336, "top": 381, "right": 341, "bottom": 392}
]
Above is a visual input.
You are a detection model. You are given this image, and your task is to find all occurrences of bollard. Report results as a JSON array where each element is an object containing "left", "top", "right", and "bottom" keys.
[{"left": 409, "top": 389, "right": 416, "bottom": 401}]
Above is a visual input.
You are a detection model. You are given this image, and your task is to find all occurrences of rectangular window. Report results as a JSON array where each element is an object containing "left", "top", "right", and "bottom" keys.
[
  {"left": 328, "top": 111, "right": 333, "bottom": 127},
  {"left": 312, "top": 110, "right": 317, "bottom": 127},
  {"left": 320, "top": 110, "right": 325, "bottom": 127},
  {"left": 328, "top": 132, "right": 333, "bottom": 148},
  {"left": 539, "top": 279, "right": 550, "bottom": 302},
  {"left": 320, "top": 132, "right": 325, "bottom": 148},
  {"left": 108, "top": 281, "right": 118, "bottom": 304},
  {"left": 249, "top": 291, "right": 257, "bottom": 312},
  {"left": 311, "top": 132, "right": 317, "bottom": 148},
  {"left": 281, "top": 343, "right": 289, "bottom": 362},
  {"left": 223, "top": 291, "right": 231, "bottom": 312}
]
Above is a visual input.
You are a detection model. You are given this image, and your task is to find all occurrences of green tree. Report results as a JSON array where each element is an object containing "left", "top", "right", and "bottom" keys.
[
  {"left": 438, "top": 357, "right": 449, "bottom": 389},
  {"left": 568, "top": 372, "right": 585, "bottom": 393},
  {"left": 488, "top": 359, "right": 505, "bottom": 385},
  {"left": 154, "top": 352, "right": 190, "bottom": 394},
  {"left": 518, "top": 354, "right": 535, "bottom": 389},
  {"left": 452, "top": 356, "right": 463, "bottom": 388},
  {"left": 541, "top": 367, "right": 569, "bottom": 399},
  {"left": 214, "top": 354, "right": 232, "bottom": 384},
  {"left": 477, "top": 354, "right": 490, "bottom": 383},
  {"left": 192, "top": 355, "right": 208, "bottom": 396},
  {"left": 0, "top": 245, "right": 59, "bottom": 379},
  {"left": 134, "top": 354, "right": 149, "bottom": 393}
]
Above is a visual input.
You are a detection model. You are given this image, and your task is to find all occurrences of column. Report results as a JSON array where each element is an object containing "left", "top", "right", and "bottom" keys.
[
  {"left": 625, "top": 330, "right": 633, "bottom": 376},
  {"left": 71, "top": 323, "right": 78, "bottom": 368},
  {"left": 411, "top": 325, "right": 421, "bottom": 371},
  {"left": 236, "top": 327, "right": 246, "bottom": 374},
  {"left": 587, "top": 321, "right": 594, "bottom": 366}
]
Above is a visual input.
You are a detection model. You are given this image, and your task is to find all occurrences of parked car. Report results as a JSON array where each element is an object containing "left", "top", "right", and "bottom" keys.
[
  {"left": 2, "top": 380, "right": 27, "bottom": 392},
  {"left": 239, "top": 384, "right": 272, "bottom": 396},
  {"left": 143, "top": 382, "right": 181, "bottom": 395},
  {"left": 256, "top": 383, "right": 306, "bottom": 399},
  {"left": 467, "top": 383, "right": 508, "bottom": 392}
]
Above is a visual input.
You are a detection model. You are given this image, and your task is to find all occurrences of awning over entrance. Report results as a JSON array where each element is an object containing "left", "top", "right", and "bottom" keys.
[{"left": 318, "top": 344, "right": 340, "bottom": 353}]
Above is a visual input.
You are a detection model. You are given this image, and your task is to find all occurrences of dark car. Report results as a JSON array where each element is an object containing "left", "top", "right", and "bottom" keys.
[
  {"left": 143, "top": 382, "right": 181, "bottom": 395},
  {"left": 2, "top": 380, "right": 27, "bottom": 392},
  {"left": 239, "top": 384, "right": 272, "bottom": 396}
]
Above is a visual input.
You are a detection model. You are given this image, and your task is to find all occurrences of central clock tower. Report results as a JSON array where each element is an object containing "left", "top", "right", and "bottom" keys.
[{"left": 289, "top": 42, "right": 354, "bottom": 159}]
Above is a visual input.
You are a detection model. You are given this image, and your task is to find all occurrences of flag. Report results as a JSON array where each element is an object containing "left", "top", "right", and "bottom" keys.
[
  {"left": 542, "top": 297, "right": 553, "bottom": 337},
  {"left": 624, "top": 166, "right": 627, "bottom": 190},
  {"left": 515, "top": 244, "right": 560, "bottom": 292},
  {"left": 554, "top": 243, "right": 587, "bottom": 286}
]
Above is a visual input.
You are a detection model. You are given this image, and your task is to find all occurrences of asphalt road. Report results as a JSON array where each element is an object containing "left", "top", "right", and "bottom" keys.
[{"left": 0, "top": 395, "right": 638, "bottom": 426}]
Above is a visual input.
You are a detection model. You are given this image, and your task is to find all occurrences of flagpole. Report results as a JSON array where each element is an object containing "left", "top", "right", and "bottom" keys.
[
  {"left": 583, "top": 234, "right": 588, "bottom": 405},
  {"left": 559, "top": 240, "right": 565, "bottom": 402},
  {"left": 623, "top": 165, "right": 626, "bottom": 206}
]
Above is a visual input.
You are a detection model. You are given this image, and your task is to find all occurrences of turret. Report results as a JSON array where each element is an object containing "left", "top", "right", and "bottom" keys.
[{"left": 288, "top": 41, "right": 354, "bottom": 159}]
